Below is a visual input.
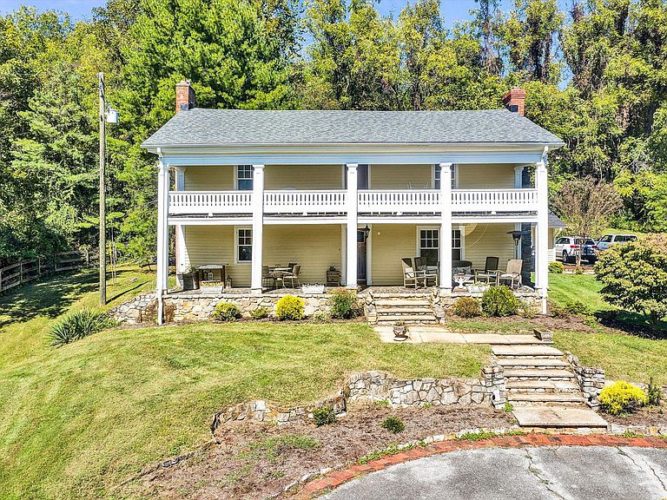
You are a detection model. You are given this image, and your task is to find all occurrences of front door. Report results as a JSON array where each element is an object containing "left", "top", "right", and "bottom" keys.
[{"left": 357, "top": 229, "right": 367, "bottom": 283}]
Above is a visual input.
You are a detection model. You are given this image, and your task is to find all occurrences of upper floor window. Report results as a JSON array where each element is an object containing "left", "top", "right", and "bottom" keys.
[
  {"left": 433, "top": 165, "right": 456, "bottom": 189},
  {"left": 237, "top": 165, "right": 253, "bottom": 191}
]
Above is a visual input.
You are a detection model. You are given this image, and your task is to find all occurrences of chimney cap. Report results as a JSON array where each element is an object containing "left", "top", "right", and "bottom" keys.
[{"left": 502, "top": 87, "right": 526, "bottom": 102}]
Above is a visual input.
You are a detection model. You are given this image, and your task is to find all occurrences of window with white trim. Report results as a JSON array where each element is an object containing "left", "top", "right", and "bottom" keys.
[
  {"left": 237, "top": 228, "right": 252, "bottom": 262},
  {"left": 433, "top": 165, "right": 456, "bottom": 189},
  {"left": 237, "top": 165, "right": 253, "bottom": 191},
  {"left": 418, "top": 228, "right": 463, "bottom": 265}
]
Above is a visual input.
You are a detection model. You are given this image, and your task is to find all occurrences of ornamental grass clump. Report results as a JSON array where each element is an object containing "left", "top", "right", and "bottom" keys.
[
  {"left": 599, "top": 381, "right": 648, "bottom": 415},
  {"left": 275, "top": 295, "right": 305, "bottom": 320},
  {"left": 381, "top": 416, "right": 405, "bottom": 434},
  {"left": 50, "top": 309, "right": 115, "bottom": 347},
  {"left": 548, "top": 261, "right": 564, "bottom": 274},
  {"left": 212, "top": 302, "right": 241, "bottom": 322},
  {"left": 312, "top": 406, "right": 336, "bottom": 426},
  {"left": 481, "top": 286, "right": 519, "bottom": 317},
  {"left": 452, "top": 297, "right": 481, "bottom": 318}
]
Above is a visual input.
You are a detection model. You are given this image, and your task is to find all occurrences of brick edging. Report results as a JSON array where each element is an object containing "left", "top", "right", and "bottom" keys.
[{"left": 298, "top": 434, "right": 667, "bottom": 498}]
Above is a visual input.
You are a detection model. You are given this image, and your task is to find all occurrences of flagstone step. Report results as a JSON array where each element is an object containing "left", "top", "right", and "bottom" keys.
[
  {"left": 508, "top": 393, "right": 586, "bottom": 404},
  {"left": 497, "top": 358, "right": 570, "bottom": 369},
  {"left": 375, "top": 307, "right": 434, "bottom": 314},
  {"left": 512, "top": 407, "right": 608, "bottom": 428},
  {"left": 504, "top": 369, "right": 575, "bottom": 380},
  {"left": 375, "top": 300, "right": 431, "bottom": 307},
  {"left": 376, "top": 315, "right": 438, "bottom": 324},
  {"left": 491, "top": 345, "right": 564, "bottom": 357},
  {"left": 507, "top": 380, "right": 581, "bottom": 392}
]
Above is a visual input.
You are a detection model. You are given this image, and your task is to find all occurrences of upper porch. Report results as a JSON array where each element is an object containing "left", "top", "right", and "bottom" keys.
[{"left": 168, "top": 163, "right": 539, "bottom": 223}]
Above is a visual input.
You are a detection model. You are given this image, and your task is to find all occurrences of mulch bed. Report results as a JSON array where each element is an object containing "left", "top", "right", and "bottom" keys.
[
  {"left": 604, "top": 402, "right": 667, "bottom": 428},
  {"left": 128, "top": 404, "right": 515, "bottom": 499}
]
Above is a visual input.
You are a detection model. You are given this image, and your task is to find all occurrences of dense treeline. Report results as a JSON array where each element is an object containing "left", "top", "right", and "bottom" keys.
[{"left": 1, "top": 0, "right": 666, "bottom": 263}]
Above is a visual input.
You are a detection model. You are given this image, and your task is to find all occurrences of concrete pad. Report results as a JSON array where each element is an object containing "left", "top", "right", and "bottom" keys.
[
  {"left": 373, "top": 326, "right": 545, "bottom": 346},
  {"left": 492, "top": 345, "right": 563, "bottom": 356},
  {"left": 467, "top": 334, "right": 542, "bottom": 345},
  {"left": 513, "top": 407, "right": 608, "bottom": 428}
]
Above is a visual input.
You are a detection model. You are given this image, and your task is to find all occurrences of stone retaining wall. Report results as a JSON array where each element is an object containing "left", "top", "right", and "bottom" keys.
[
  {"left": 567, "top": 353, "right": 605, "bottom": 408},
  {"left": 211, "top": 369, "right": 504, "bottom": 430},
  {"left": 111, "top": 292, "right": 334, "bottom": 324}
]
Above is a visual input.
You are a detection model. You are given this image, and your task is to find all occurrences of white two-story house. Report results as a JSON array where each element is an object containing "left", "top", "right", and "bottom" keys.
[{"left": 142, "top": 82, "right": 564, "bottom": 321}]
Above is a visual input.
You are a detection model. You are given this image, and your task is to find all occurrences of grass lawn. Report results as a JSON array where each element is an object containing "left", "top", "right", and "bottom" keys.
[
  {"left": 547, "top": 273, "right": 611, "bottom": 312},
  {"left": 0, "top": 268, "right": 488, "bottom": 498}
]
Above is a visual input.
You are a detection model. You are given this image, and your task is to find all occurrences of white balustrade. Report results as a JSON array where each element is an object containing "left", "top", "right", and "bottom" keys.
[
  {"left": 263, "top": 190, "right": 347, "bottom": 214},
  {"left": 358, "top": 190, "right": 441, "bottom": 212},
  {"left": 451, "top": 189, "right": 538, "bottom": 212},
  {"left": 169, "top": 191, "right": 252, "bottom": 215},
  {"left": 169, "top": 188, "right": 539, "bottom": 216}
]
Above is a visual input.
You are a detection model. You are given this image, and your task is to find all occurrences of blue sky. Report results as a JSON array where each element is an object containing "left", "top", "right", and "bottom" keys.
[{"left": 0, "top": 0, "right": 525, "bottom": 26}]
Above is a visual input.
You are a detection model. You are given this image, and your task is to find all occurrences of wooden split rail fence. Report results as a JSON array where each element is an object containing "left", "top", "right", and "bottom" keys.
[{"left": 0, "top": 251, "right": 98, "bottom": 294}]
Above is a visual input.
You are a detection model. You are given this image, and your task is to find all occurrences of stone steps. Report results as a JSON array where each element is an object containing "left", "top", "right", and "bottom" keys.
[
  {"left": 492, "top": 345, "right": 564, "bottom": 357},
  {"left": 371, "top": 294, "right": 437, "bottom": 325},
  {"left": 375, "top": 307, "right": 434, "bottom": 314},
  {"left": 375, "top": 299, "right": 431, "bottom": 307},
  {"left": 513, "top": 407, "right": 608, "bottom": 428},
  {"left": 506, "top": 380, "right": 581, "bottom": 393},
  {"left": 497, "top": 358, "right": 570, "bottom": 369},
  {"left": 376, "top": 315, "right": 438, "bottom": 324},
  {"left": 508, "top": 393, "right": 587, "bottom": 404},
  {"left": 504, "top": 369, "right": 576, "bottom": 380}
]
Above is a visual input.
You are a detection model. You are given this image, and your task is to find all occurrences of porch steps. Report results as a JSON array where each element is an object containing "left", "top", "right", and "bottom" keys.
[{"left": 372, "top": 295, "right": 438, "bottom": 325}]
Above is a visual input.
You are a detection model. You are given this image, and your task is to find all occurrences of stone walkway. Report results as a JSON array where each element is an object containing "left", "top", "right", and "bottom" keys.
[
  {"left": 299, "top": 435, "right": 667, "bottom": 499},
  {"left": 374, "top": 326, "right": 543, "bottom": 345}
]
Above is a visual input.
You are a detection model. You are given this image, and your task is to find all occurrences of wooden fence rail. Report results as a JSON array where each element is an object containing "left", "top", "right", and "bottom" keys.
[{"left": 0, "top": 251, "right": 99, "bottom": 294}]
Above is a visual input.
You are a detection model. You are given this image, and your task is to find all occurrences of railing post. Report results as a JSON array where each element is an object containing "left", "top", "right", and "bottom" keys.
[
  {"left": 345, "top": 164, "right": 358, "bottom": 288},
  {"left": 439, "top": 163, "right": 452, "bottom": 293},
  {"left": 251, "top": 164, "right": 265, "bottom": 293}
]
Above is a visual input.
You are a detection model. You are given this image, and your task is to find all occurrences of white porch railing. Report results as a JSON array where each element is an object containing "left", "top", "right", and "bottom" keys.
[
  {"left": 263, "top": 190, "right": 347, "bottom": 214},
  {"left": 169, "top": 189, "right": 539, "bottom": 216},
  {"left": 358, "top": 190, "right": 441, "bottom": 212},
  {"left": 451, "top": 189, "right": 538, "bottom": 212},
  {"left": 169, "top": 191, "right": 252, "bottom": 214}
]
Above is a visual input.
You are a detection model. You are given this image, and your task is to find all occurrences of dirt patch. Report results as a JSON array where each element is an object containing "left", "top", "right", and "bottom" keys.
[
  {"left": 127, "top": 404, "right": 515, "bottom": 499},
  {"left": 604, "top": 402, "right": 667, "bottom": 428}
]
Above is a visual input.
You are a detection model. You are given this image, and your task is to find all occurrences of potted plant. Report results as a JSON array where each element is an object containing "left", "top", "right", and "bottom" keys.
[
  {"left": 179, "top": 267, "right": 200, "bottom": 291},
  {"left": 393, "top": 321, "right": 408, "bottom": 341}
]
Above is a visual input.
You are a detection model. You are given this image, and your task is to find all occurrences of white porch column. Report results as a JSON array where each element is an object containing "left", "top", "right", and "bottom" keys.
[
  {"left": 535, "top": 153, "right": 549, "bottom": 313},
  {"left": 251, "top": 164, "right": 265, "bottom": 293},
  {"left": 439, "top": 163, "right": 452, "bottom": 292},
  {"left": 514, "top": 166, "right": 524, "bottom": 259},
  {"left": 174, "top": 167, "right": 186, "bottom": 277},
  {"left": 156, "top": 160, "right": 170, "bottom": 324},
  {"left": 345, "top": 164, "right": 358, "bottom": 288}
]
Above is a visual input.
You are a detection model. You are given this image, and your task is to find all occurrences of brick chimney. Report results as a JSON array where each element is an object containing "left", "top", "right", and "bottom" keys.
[
  {"left": 175, "top": 80, "right": 196, "bottom": 112},
  {"left": 502, "top": 87, "right": 526, "bottom": 116}
]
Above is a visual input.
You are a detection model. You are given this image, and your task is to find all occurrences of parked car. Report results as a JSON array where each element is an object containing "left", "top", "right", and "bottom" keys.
[
  {"left": 596, "top": 234, "right": 638, "bottom": 251},
  {"left": 554, "top": 236, "right": 598, "bottom": 264}
]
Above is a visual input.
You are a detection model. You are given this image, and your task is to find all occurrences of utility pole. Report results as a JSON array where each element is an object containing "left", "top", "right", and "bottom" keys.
[{"left": 98, "top": 72, "right": 106, "bottom": 306}]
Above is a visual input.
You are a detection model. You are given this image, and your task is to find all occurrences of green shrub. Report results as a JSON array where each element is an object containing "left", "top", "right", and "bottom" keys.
[
  {"left": 574, "top": 265, "right": 584, "bottom": 275},
  {"left": 549, "top": 301, "right": 568, "bottom": 318},
  {"left": 311, "top": 311, "right": 330, "bottom": 322},
  {"left": 518, "top": 301, "right": 538, "bottom": 319},
  {"left": 548, "top": 261, "right": 564, "bottom": 274},
  {"left": 452, "top": 297, "right": 481, "bottom": 318},
  {"left": 250, "top": 306, "right": 269, "bottom": 320},
  {"left": 595, "top": 235, "right": 667, "bottom": 327},
  {"left": 599, "top": 381, "right": 648, "bottom": 415},
  {"left": 50, "top": 309, "right": 115, "bottom": 347},
  {"left": 564, "top": 300, "right": 589, "bottom": 315},
  {"left": 381, "top": 416, "right": 405, "bottom": 434},
  {"left": 647, "top": 378, "right": 662, "bottom": 406},
  {"left": 312, "top": 406, "right": 336, "bottom": 426},
  {"left": 276, "top": 295, "right": 305, "bottom": 320},
  {"left": 329, "top": 288, "right": 358, "bottom": 319},
  {"left": 481, "top": 286, "right": 519, "bottom": 317},
  {"left": 212, "top": 302, "right": 241, "bottom": 322}
]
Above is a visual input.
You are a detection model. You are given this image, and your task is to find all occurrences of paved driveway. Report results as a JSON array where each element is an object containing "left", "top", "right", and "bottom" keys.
[{"left": 324, "top": 446, "right": 667, "bottom": 500}]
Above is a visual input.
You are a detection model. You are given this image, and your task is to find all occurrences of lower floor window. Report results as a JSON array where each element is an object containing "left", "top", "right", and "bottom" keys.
[
  {"left": 237, "top": 228, "right": 252, "bottom": 262},
  {"left": 418, "top": 228, "right": 462, "bottom": 264}
]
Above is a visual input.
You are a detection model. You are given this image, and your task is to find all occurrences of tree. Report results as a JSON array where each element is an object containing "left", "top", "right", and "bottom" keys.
[
  {"left": 552, "top": 177, "right": 623, "bottom": 266},
  {"left": 595, "top": 234, "right": 667, "bottom": 327}
]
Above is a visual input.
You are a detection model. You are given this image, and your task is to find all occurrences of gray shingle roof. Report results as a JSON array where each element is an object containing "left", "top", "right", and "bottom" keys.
[
  {"left": 549, "top": 211, "right": 566, "bottom": 228},
  {"left": 142, "top": 108, "right": 563, "bottom": 148}
]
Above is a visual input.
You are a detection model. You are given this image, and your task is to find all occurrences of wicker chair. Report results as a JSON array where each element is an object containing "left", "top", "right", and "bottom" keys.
[
  {"left": 262, "top": 266, "right": 276, "bottom": 290},
  {"left": 499, "top": 259, "right": 523, "bottom": 288},
  {"left": 282, "top": 264, "right": 301, "bottom": 288}
]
